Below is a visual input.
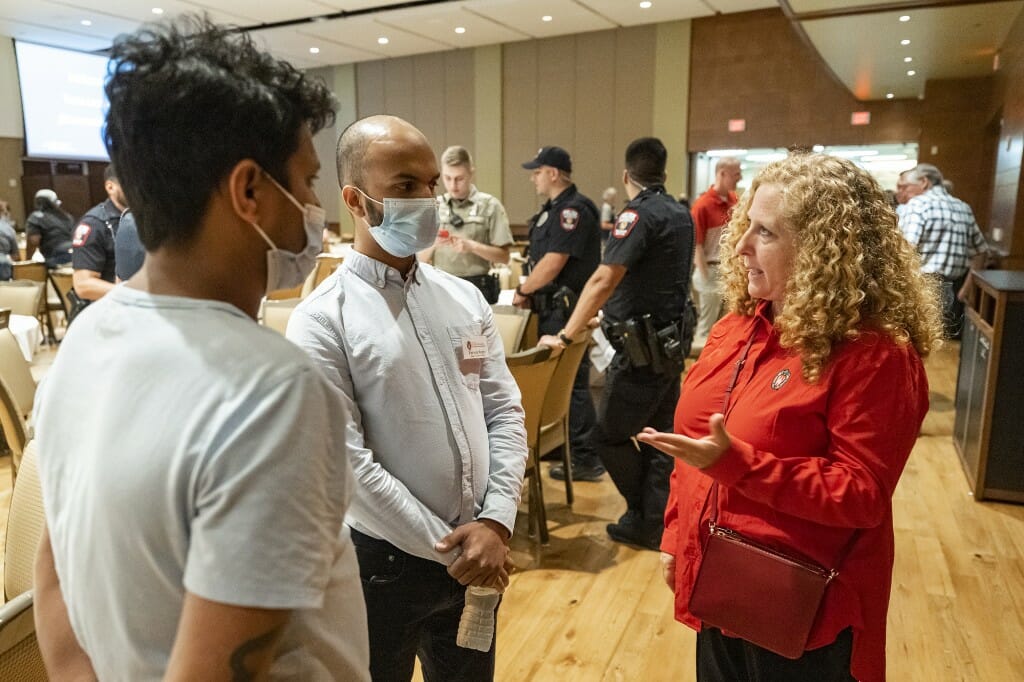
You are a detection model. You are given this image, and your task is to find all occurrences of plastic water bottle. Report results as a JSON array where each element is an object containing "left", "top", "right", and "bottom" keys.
[{"left": 456, "top": 586, "right": 500, "bottom": 651}]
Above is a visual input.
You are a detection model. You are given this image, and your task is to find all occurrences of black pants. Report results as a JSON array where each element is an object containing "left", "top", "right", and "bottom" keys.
[
  {"left": 938, "top": 274, "right": 966, "bottom": 340},
  {"left": 351, "top": 529, "right": 497, "bottom": 682},
  {"left": 697, "top": 626, "right": 857, "bottom": 682},
  {"left": 595, "top": 353, "right": 679, "bottom": 533},
  {"left": 538, "top": 309, "right": 600, "bottom": 465}
]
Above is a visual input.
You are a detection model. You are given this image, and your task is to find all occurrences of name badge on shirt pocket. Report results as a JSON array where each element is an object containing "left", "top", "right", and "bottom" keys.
[{"left": 448, "top": 323, "right": 485, "bottom": 390}]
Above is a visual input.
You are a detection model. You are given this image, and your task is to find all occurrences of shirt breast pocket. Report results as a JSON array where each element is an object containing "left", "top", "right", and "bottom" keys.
[{"left": 447, "top": 323, "right": 485, "bottom": 391}]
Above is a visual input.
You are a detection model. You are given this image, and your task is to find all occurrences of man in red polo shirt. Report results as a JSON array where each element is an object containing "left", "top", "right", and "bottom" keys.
[{"left": 690, "top": 157, "right": 740, "bottom": 349}]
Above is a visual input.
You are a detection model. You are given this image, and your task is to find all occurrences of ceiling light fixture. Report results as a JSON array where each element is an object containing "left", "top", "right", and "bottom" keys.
[
  {"left": 904, "top": 57, "right": 912, "bottom": 63},
  {"left": 812, "top": 144, "right": 825, "bottom": 152},
  {"left": 542, "top": 15, "right": 553, "bottom": 22},
  {"left": 454, "top": 26, "right": 466, "bottom": 34},
  {"left": 152, "top": 7, "right": 164, "bottom": 14},
  {"left": 378, "top": 36, "right": 389, "bottom": 45},
  {"left": 886, "top": 93, "right": 895, "bottom": 99},
  {"left": 640, "top": 1, "right": 653, "bottom": 8},
  {"left": 900, "top": 39, "right": 910, "bottom": 46},
  {"left": 899, "top": 15, "right": 910, "bottom": 22},
  {"left": 907, "top": 70, "right": 916, "bottom": 76},
  {"left": 80, "top": 19, "right": 92, "bottom": 26},
  {"left": 309, "top": 47, "right": 320, "bottom": 54}
]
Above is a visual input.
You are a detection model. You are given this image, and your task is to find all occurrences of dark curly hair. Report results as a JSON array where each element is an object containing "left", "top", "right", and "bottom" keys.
[{"left": 104, "top": 16, "right": 337, "bottom": 250}]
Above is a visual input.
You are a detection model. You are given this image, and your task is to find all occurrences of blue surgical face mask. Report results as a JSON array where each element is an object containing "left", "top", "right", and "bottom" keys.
[
  {"left": 351, "top": 186, "right": 438, "bottom": 258},
  {"left": 250, "top": 174, "right": 325, "bottom": 294}
]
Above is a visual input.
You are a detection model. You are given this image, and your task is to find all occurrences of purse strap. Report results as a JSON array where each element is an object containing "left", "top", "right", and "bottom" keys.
[{"left": 704, "top": 325, "right": 859, "bottom": 574}]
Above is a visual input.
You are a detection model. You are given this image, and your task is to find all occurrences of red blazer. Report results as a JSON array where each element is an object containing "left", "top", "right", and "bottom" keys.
[{"left": 663, "top": 303, "right": 928, "bottom": 682}]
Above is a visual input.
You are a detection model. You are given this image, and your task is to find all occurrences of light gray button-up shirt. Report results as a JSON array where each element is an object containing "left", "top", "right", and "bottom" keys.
[{"left": 287, "top": 250, "right": 527, "bottom": 564}]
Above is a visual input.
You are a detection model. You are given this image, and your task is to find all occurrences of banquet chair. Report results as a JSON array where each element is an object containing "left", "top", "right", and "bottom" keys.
[
  {"left": 0, "top": 281, "right": 44, "bottom": 319},
  {"left": 11, "top": 262, "right": 59, "bottom": 341},
  {"left": 0, "top": 592, "right": 46, "bottom": 681},
  {"left": 0, "top": 375, "right": 29, "bottom": 484},
  {"left": 5, "top": 440, "right": 44, "bottom": 601},
  {"left": 259, "top": 298, "right": 302, "bottom": 335},
  {"left": 491, "top": 305, "right": 531, "bottom": 356},
  {"left": 0, "top": 328, "right": 37, "bottom": 420},
  {"left": 301, "top": 254, "right": 345, "bottom": 297},
  {"left": 537, "top": 329, "right": 592, "bottom": 506},
  {"left": 506, "top": 345, "right": 559, "bottom": 544}
]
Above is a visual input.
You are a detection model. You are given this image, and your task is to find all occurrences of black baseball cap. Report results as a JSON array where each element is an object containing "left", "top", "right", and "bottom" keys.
[{"left": 521, "top": 146, "right": 572, "bottom": 173}]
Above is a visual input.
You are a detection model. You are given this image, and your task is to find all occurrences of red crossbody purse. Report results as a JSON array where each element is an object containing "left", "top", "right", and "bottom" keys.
[{"left": 686, "top": 332, "right": 855, "bottom": 659}]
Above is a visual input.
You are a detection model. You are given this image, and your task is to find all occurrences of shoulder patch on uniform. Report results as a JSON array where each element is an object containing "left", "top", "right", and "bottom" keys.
[
  {"left": 560, "top": 208, "right": 580, "bottom": 231},
  {"left": 613, "top": 211, "right": 640, "bottom": 239},
  {"left": 72, "top": 223, "right": 92, "bottom": 248}
]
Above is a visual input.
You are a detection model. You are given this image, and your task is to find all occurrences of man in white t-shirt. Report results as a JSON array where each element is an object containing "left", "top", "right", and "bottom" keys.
[{"left": 32, "top": 17, "right": 369, "bottom": 680}]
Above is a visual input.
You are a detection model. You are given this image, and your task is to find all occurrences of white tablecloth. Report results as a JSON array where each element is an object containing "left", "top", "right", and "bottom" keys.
[{"left": 9, "top": 314, "right": 42, "bottom": 361}]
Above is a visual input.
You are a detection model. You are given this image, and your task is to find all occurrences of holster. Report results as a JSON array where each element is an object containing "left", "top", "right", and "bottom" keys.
[
  {"left": 533, "top": 285, "right": 578, "bottom": 317},
  {"left": 602, "top": 314, "right": 688, "bottom": 375}
]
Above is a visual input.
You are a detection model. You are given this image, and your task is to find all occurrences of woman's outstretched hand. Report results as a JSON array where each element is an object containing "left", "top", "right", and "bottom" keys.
[{"left": 636, "top": 413, "right": 731, "bottom": 469}]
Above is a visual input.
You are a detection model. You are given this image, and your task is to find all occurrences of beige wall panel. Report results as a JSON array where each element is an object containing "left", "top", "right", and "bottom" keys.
[
  {"left": 573, "top": 31, "right": 619, "bottom": 208},
  {"left": 413, "top": 52, "right": 447, "bottom": 159},
  {"left": 502, "top": 41, "right": 540, "bottom": 225},
  {"left": 443, "top": 51, "right": 476, "bottom": 154},
  {"left": 653, "top": 21, "right": 691, "bottom": 197},
  {"left": 612, "top": 25, "right": 656, "bottom": 184},
  {"left": 383, "top": 58, "right": 415, "bottom": 123},
  {"left": 536, "top": 40, "right": 577, "bottom": 154},
  {"left": 473, "top": 45, "right": 503, "bottom": 201},
  {"left": 356, "top": 60, "right": 385, "bottom": 116},
  {"left": 0, "top": 40, "right": 23, "bottom": 139},
  {"left": 0, "top": 137, "right": 24, "bottom": 224}
]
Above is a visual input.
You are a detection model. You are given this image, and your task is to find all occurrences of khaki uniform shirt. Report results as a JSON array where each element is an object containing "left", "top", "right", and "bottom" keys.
[{"left": 434, "top": 186, "right": 513, "bottom": 277}]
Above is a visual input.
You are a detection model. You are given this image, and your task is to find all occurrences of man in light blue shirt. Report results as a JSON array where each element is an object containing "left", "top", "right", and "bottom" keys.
[{"left": 287, "top": 115, "right": 527, "bottom": 681}]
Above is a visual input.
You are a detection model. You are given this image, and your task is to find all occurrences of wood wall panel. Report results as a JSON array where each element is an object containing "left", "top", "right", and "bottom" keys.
[
  {"left": 688, "top": 9, "right": 921, "bottom": 151},
  {"left": 990, "top": 6, "right": 1024, "bottom": 264},
  {"left": 0, "top": 137, "right": 25, "bottom": 225},
  {"left": 356, "top": 60, "right": 385, "bottom": 116},
  {"left": 443, "top": 51, "right": 475, "bottom": 148},
  {"left": 918, "top": 77, "right": 995, "bottom": 232}
]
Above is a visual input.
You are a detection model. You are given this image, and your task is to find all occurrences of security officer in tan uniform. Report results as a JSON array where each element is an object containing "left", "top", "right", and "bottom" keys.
[{"left": 419, "top": 146, "right": 513, "bottom": 303}]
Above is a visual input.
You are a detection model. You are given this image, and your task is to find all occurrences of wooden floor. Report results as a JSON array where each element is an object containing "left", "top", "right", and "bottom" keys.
[
  {"left": 3, "top": 342, "right": 1024, "bottom": 680},
  {"left": 489, "top": 341, "right": 1024, "bottom": 681}
]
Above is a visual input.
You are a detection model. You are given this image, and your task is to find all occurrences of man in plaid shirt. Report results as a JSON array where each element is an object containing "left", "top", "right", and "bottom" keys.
[{"left": 900, "top": 163, "right": 989, "bottom": 338}]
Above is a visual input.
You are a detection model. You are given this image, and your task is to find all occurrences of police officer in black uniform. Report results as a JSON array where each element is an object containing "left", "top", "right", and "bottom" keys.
[
  {"left": 71, "top": 165, "right": 127, "bottom": 305},
  {"left": 25, "top": 189, "right": 75, "bottom": 268},
  {"left": 513, "top": 146, "right": 604, "bottom": 481},
  {"left": 539, "top": 137, "right": 695, "bottom": 550}
]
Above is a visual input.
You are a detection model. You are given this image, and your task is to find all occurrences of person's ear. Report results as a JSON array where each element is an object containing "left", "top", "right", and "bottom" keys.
[
  {"left": 341, "top": 185, "right": 367, "bottom": 221},
  {"left": 226, "top": 159, "right": 263, "bottom": 225}
]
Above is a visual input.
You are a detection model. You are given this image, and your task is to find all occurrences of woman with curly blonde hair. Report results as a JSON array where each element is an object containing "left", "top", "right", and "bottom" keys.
[{"left": 638, "top": 154, "right": 942, "bottom": 682}]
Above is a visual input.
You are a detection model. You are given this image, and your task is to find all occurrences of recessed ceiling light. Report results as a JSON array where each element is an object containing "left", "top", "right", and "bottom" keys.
[
  {"left": 309, "top": 47, "right": 320, "bottom": 54},
  {"left": 454, "top": 26, "right": 466, "bottom": 34},
  {"left": 899, "top": 15, "right": 910, "bottom": 22},
  {"left": 378, "top": 36, "right": 389, "bottom": 45},
  {"left": 151, "top": 7, "right": 164, "bottom": 15},
  {"left": 542, "top": 15, "right": 553, "bottom": 22},
  {"left": 886, "top": 93, "right": 895, "bottom": 99},
  {"left": 640, "top": 1, "right": 652, "bottom": 8},
  {"left": 900, "top": 39, "right": 911, "bottom": 46},
  {"left": 904, "top": 57, "right": 912, "bottom": 63},
  {"left": 80, "top": 19, "right": 92, "bottom": 26},
  {"left": 907, "top": 70, "right": 916, "bottom": 76}
]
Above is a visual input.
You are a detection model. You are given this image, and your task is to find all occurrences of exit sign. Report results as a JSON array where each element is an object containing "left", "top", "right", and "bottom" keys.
[
  {"left": 728, "top": 119, "right": 746, "bottom": 132},
  {"left": 851, "top": 111, "right": 871, "bottom": 126}
]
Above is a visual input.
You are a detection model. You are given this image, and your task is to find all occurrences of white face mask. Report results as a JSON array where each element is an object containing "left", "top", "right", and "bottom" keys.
[
  {"left": 350, "top": 186, "right": 439, "bottom": 258},
  {"left": 249, "top": 174, "right": 325, "bottom": 294}
]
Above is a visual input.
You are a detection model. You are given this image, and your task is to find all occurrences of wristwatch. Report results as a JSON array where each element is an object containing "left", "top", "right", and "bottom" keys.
[{"left": 557, "top": 330, "right": 572, "bottom": 346}]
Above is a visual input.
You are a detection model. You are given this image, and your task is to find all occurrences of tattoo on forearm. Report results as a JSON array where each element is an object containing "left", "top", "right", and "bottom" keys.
[{"left": 228, "top": 625, "right": 283, "bottom": 681}]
